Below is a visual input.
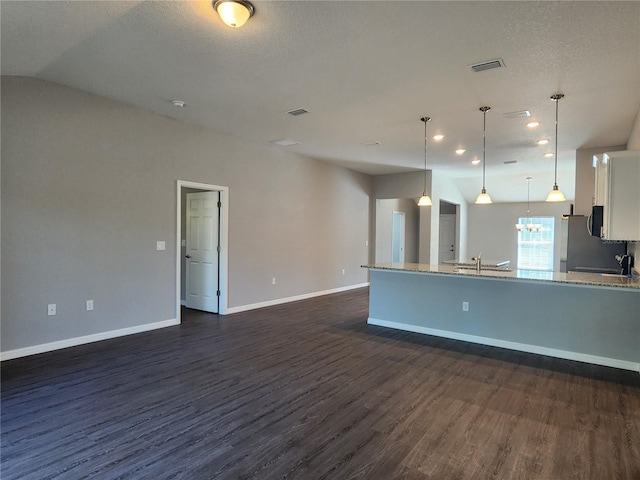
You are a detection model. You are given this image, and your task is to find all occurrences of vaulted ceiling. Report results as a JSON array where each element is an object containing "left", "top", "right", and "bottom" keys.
[{"left": 2, "top": 1, "right": 639, "bottom": 202}]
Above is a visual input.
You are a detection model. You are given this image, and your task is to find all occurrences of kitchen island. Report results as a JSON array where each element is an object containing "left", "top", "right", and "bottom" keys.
[{"left": 363, "top": 263, "right": 640, "bottom": 371}]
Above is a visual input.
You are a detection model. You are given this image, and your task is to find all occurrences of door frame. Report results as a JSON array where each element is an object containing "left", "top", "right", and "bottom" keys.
[{"left": 176, "top": 180, "right": 229, "bottom": 321}]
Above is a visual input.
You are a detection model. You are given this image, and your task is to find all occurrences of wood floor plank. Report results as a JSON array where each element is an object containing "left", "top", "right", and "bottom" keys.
[{"left": 2, "top": 287, "right": 639, "bottom": 479}]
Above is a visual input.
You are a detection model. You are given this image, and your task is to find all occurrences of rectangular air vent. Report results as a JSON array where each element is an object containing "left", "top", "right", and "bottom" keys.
[
  {"left": 469, "top": 58, "right": 505, "bottom": 73},
  {"left": 286, "top": 108, "right": 309, "bottom": 116},
  {"left": 504, "top": 160, "right": 517, "bottom": 164},
  {"left": 270, "top": 138, "right": 300, "bottom": 147},
  {"left": 503, "top": 110, "right": 531, "bottom": 119}
]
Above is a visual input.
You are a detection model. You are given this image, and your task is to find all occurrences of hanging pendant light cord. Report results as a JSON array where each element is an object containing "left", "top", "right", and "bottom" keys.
[
  {"left": 554, "top": 97, "right": 559, "bottom": 186},
  {"left": 479, "top": 106, "right": 490, "bottom": 192},
  {"left": 551, "top": 94, "right": 564, "bottom": 187},
  {"left": 424, "top": 119, "right": 428, "bottom": 193},
  {"left": 482, "top": 109, "right": 486, "bottom": 190},
  {"left": 420, "top": 116, "right": 431, "bottom": 194}
]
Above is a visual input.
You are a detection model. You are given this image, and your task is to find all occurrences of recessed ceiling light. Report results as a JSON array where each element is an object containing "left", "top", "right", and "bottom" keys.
[
  {"left": 471, "top": 158, "right": 481, "bottom": 165},
  {"left": 172, "top": 100, "right": 185, "bottom": 107},
  {"left": 455, "top": 148, "right": 466, "bottom": 155},
  {"left": 544, "top": 152, "right": 554, "bottom": 158},
  {"left": 433, "top": 134, "right": 445, "bottom": 141},
  {"left": 270, "top": 138, "right": 300, "bottom": 147},
  {"left": 527, "top": 121, "right": 540, "bottom": 128},
  {"left": 537, "top": 139, "right": 549, "bottom": 145}
]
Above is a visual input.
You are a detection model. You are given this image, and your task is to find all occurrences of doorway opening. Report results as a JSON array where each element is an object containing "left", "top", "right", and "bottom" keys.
[
  {"left": 176, "top": 181, "right": 229, "bottom": 322},
  {"left": 439, "top": 200, "right": 459, "bottom": 263}
]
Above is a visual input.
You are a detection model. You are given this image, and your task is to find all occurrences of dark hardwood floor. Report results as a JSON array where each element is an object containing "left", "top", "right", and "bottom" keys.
[{"left": 2, "top": 287, "right": 639, "bottom": 479}]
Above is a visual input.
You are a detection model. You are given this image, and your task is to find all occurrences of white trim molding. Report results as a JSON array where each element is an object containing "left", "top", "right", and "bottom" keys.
[
  {"left": 227, "top": 283, "right": 370, "bottom": 314},
  {"left": 1, "top": 318, "right": 179, "bottom": 361},
  {"left": 367, "top": 317, "right": 640, "bottom": 373},
  {"left": 176, "top": 180, "right": 230, "bottom": 320}
]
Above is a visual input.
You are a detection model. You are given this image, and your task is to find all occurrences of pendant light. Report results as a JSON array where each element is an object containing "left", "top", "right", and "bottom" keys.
[
  {"left": 515, "top": 177, "right": 542, "bottom": 232},
  {"left": 475, "top": 106, "right": 492, "bottom": 204},
  {"left": 546, "top": 93, "right": 566, "bottom": 202},
  {"left": 213, "top": 0, "right": 255, "bottom": 28},
  {"left": 417, "top": 116, "right": 433, "bottom": 207}
]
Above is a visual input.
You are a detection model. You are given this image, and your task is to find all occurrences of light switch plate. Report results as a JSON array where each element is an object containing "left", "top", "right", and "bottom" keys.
[
  {"left": 181, "top": 239, "right": 186, "bottom": 247},
  {"left": 156, "top": 241, "right": 166, "bottom": 251},
  {"left": 86, "top": 300, "right": 94, "bottom": 311},
  {"left": 48, "top": 304, "right": 56, "bottom": 316}
]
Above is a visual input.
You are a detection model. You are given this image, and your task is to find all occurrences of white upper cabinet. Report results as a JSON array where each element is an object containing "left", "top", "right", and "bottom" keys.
[{"left": 594, "top": 150, "right": 640, "bottom": 241}]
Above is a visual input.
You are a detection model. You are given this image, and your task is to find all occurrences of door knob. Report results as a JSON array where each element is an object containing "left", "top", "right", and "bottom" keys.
[{"left": 185, "top": 255, "right": 191, "bottom": 259}]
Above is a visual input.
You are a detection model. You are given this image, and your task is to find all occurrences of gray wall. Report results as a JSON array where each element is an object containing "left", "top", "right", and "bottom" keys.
[
  {"left": 1, "top": 76, "right": 372, "bottom": 353},
  {"left": 467, "top": 201, "right": 570, "bottom": 271},
  {"left": 372, "top": 170, "right": 468, "bottom": 265},
  {"left": 375, "top": 198, "right": 419, "bottom": 263},
  {"left": 368, "top": 269, "right": 640, "bottom": 367}
]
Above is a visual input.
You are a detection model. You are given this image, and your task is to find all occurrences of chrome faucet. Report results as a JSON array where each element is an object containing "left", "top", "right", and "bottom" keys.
[{"left": 472, "top": 252, "right": 482, "bottom": 272}]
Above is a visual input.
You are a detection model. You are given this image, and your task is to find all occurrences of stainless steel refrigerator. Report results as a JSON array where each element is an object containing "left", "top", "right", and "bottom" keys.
[{"left": 560, "top": 215, "right": 627, "bottom": 273}]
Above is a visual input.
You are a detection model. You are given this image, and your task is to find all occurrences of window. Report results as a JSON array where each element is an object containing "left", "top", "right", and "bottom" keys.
[{"left": 516, "top": 217, "right": 555, "bottom": 271}]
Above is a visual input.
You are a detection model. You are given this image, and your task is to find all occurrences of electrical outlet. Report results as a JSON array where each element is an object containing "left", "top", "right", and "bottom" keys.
[
  {"left": 86, "top": 300, "right": 94, "bottom": 311},
  {"left": 156, "top": 241, "right": 166, "bottom": 251},
  {"left": 365, "top": 240, "right": 369, "bottom": 246},
  {"left": 48, "top": 304, "right": 56, "bottom": 316},
  {"left": 342, "top": 269, "right": 345, "bottom": 275},
  {"left": 462, "top": 301, "right": 469, "bottom": 311},
  {"left": 272, "top": 277, "right": 276, "bottom": 285}
]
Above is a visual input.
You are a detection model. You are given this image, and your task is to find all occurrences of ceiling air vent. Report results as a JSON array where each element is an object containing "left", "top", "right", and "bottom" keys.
[
  {"left": 286, "top": 108, "right": 309, "bottom": 116},
  {"left": 504, "top": 160, "right": 517, "bottom": 165},
  {"left": 469, "top": 58, "right": 505, "bottom": 73},
  {"left": 270, "top": 139, "right": 300, "bottom": 147},
  {"left": 503, "top": 110, "right": 531, "bottom": 119}
]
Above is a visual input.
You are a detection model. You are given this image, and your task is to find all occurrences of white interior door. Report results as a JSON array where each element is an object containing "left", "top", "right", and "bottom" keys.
[
  {"left": 185, "top": 191, "right": 219, "bottom": 312},
  {"left": 439, "top": 214, "right": 456, "bottom": 262},
  {"left": 392, "top": 211, "right": 405, "bottom": 263}
]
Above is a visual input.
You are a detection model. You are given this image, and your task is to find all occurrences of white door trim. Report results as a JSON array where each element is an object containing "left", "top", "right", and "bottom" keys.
[{"left": 176, "top": 180, "right": 229, "bottom": 321}]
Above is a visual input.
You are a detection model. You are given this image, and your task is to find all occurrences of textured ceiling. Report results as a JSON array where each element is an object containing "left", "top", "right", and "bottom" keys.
[{"left": 2, "top": 1, "right": 639, "bottom": 202}]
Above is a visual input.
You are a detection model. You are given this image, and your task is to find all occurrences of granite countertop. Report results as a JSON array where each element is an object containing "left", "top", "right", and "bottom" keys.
[{"left": 363, "top": 262, "right": 640, "bottom": 290}]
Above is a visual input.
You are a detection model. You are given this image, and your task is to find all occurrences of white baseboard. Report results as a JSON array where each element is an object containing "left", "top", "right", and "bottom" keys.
[
  {"left": 226, "top": 283, "right": 370, "bottom": 314},
  {"left": 368, "top": 317, "right": 640, "bottom": 372},
  {"left": 0, "top": 318, "right": 179, "bottom": 361}
]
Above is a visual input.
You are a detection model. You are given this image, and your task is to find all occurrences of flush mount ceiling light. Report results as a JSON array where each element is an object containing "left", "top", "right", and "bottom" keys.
[
  {"left": 455, "top": 148, "right": 466, "bottom": 155},
  {"left": 213, "top": 0, "right": 254, "bottom": 28},
  {"left": 527, "top": 121, "right": 540, "bottom": 128},
  {"left": 475, "top": 106, "right": 492, "bottom": 205},
  {"left": 171, "top": 100, "right": 185, "bottom": 107},
  {"left": 515, "top": 177, "right": 542, "bottom": 232},
  {"left": 417, "top": 117, "right": 433, "bottom": 207},
  {"left": 471, "top": 158, "right": 481, "bottom": 165},
  {"left": 433, "top": 134, "right": 445, "bottom": 141},
  {"left": 544, "top": 152, "right": 554, "bottom": 158},
  {"left": 537, "top": 139, "right": 549, "bottom": 145},
  {"left": 546, "top": 93, "right": 566, "bottom": 202}
]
